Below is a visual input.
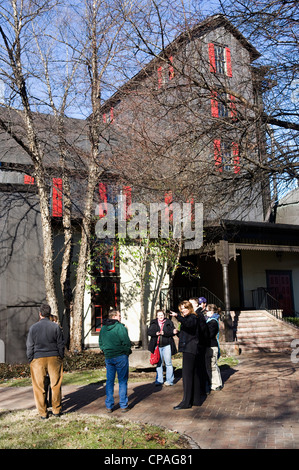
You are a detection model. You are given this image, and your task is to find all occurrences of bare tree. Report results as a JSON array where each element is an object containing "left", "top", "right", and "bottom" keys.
[
  {"left": 0, "top": 1, "right": 61, "bottom": 318},
  {"left": 218, "top": 0, "right": 299, "bottom": 202},
  {"left": 0, "top": 0, "right": 131, "bottom": 352}
]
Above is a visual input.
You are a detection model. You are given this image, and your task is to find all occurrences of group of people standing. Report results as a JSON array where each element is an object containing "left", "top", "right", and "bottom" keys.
[
  {"left": 148, "top": 297, "right": 223, "bottom": 410},
  {"left": 26, "top": 297, "right": 222, "bottom": 419}
]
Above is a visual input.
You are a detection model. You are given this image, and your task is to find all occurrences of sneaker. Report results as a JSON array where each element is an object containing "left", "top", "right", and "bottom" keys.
[
  {"left": 121, "top": 407, "right": 129, "bottom": 413},
  {"left": 164, "top": 382, "right": 173, "bottom": 386},
  {"left": 106, "top": 408, "right": 113, "bottom": 413}
]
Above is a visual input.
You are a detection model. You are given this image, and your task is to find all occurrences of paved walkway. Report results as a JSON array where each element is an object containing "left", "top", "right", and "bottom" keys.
[{"left": 1, "top": 352, "right": 299, "bottom": 449}]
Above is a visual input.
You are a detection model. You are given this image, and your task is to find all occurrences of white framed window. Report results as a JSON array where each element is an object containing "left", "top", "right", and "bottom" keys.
[{"left": 209, "top": 43, "right": 232, "bottom": 77}]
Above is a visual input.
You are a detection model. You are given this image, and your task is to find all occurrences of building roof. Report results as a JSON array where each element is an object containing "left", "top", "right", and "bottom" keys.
[
  {"left": 276, "top": 188, "right": 299, "bottom": 225},
  {"left": 205, "top": 218, "right": 299, "bottom": 248},
  {"left": 102, "top": 14, "right": 261, "bottom": 110}
]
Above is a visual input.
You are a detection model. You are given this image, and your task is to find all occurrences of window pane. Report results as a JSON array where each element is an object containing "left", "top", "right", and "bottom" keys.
[
  {"left": 221, "top": 141, "right": 232, "bottom": 171},
  {"left": 218, "top": 91, "right": 229, "bottom": 117},
  {"left": 214, "top": 46, "right": 225, "bottom": 74}
]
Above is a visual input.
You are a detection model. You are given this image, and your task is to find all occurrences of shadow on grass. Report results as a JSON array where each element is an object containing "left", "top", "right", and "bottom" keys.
[{"left": 62, "top": 380, "right": 106, "bottom": 413}]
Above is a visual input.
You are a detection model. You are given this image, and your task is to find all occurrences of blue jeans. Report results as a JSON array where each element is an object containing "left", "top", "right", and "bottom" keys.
[
  {"left": 156, "top": 344, "right": 174, "bottom": 385},
  {"left": 105, "top": 354, "right": 129, "bottom": 409}
]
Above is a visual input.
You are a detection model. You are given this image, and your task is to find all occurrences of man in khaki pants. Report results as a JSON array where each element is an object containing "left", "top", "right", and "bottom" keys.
[{"left": 26, "top": 304, "right": 65, "bottom": 419}]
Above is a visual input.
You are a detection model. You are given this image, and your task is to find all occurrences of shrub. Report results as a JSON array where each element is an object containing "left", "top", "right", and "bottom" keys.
[
  {"left": 0, "top": 350, "right": 105, "bottom": 381},
  {"left": 284, "top": 317, "right": 299, "bottom": 328},
  {"left": 0, "top": 363, "right": 31, "bottom": 381},
  {"left": 63, "top": 350, "right": 105, "bottom": 371}
]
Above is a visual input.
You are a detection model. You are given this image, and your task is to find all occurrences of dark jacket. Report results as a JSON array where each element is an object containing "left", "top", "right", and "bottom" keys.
[
  {"left": 26, "top": 318, "right": 65, "bottom": 362},
  {"left": 206, "top": 315, "right": 220, "bottom": 348},
  {"left": 197, "top": 311, "right": 210, "bottom": 347},
  {"left": 99, "top": 319, "right": 132, "bottom": 358},
  {"left": 148, "top": 318, "right": 177, "bottom": 355},
  {"left": 176, "top": 313, "right": 199, "bottom": 355}
]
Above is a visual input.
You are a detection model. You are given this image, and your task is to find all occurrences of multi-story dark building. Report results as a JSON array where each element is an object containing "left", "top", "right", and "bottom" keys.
[{"left": 1, "top": 15, "right": 298, "bottom": 363}]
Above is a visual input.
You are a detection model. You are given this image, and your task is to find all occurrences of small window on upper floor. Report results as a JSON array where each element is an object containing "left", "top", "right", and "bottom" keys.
[
  {"left": 157, "top": 56, "right": 175, "bottom": 89},
  {"left": 213, "top": 139, "right": 240, "bottom": 174},
  {"left": 209, "top": 43, "right": 232, "bottom": 77},
  {"left": 103, "top": 107, "right": 114, "bottom": 124},
  {"left": 210, "top": 89, "right": 237, "bottom": 119}
]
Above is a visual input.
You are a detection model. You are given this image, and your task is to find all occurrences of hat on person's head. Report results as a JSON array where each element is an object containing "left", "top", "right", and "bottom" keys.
[{"left": 198, "top": 297, "right": 207, "bottom": 304}]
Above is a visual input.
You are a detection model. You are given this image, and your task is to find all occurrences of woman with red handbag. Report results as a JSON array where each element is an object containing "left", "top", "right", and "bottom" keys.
[{"left": 148, "top": 309, "right": 177, "bottom": 386}]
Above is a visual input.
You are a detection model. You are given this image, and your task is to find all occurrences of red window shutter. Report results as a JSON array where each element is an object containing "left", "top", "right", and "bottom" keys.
[
  {"left": 226, "top": 47, "right": 232, "bottom": 77},
  {"left": 232, "top": 142, "right": 240, "bottom": 173},
  {"left": 110, "top": 107, "right": 114, "bottom": 123},
  {"left": 99, "top": 182, "right": 108, "bottom": 218},
  {"left": 208, "top": 43, "right": 216, "bottom": 73},
  {"left": 24, "top": 174, "right": 34, "bottom": 184},
  {"left": 214, "top": 139, "right": 222, "bottom": 172},
  {"left": 164, "top": 191, "right": 173, "bottom": 206},
  {"left": 52, "top": 178, "right": 63, "bottom": 217},
  {"left": 211, "top": 91, "right": 219, "bottom": 117},
  {"left": 230, "top": 94, "right": 237, "bottom": 119},
  {"left": 114, "top": 281, "right": 118, "bottom": 307},
  {"left": 169, "top": 56, "right": 174, "bottom": 80},
  {"left": 95, "top": 305, "right": 103, "bottom": 332},
  {"left": 123, "top": 185, "right": 132, "bottom": 219},
  {"left": 100, "top": 246, "right": 117, "bottom": 274},
  {"left": 164, "top": 190, "right": 173, "bottom": 221},
  {"left": 157, "top": 66, "right": 163, "bottom": 88}
]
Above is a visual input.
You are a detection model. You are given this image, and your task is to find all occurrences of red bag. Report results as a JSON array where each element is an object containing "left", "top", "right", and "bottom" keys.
[
  {"left": 150, "top": 345, "right": 160, "bottom": 365},
  {"left": 150, "top": 335, "right": 160, "bottom": 365}
]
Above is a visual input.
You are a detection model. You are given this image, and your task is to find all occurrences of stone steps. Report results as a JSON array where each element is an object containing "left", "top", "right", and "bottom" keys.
[{"left": 235, "top": 310, "right": 299, "bottom": 353}]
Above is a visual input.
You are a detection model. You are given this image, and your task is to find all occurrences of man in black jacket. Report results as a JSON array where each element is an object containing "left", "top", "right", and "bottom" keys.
[{"left": 26, "top": 304, "right": 65, "bottom": 419}]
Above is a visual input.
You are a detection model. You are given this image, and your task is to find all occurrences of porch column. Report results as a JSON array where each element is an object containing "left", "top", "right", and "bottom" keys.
[{"left": 215, "top": 240, "right": 236, "bottom": 342}]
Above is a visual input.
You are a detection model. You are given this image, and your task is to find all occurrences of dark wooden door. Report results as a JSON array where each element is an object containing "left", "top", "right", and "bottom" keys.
[{"left": 266, "top": 270, "right": 294, "bottom": 316}]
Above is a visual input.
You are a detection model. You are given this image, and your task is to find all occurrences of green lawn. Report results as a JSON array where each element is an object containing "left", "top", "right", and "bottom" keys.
[
  {"left": 0, "top": 354, "right": 238, "bottom": 449},
  {"left": 0, "top": 409, "right": 188, "bottom": 449}
]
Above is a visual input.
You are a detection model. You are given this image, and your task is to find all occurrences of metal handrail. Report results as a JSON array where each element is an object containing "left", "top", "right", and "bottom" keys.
[
  {"left": 198, "top": 286, "right": 225, "bottom": 310},
  {"left": 159, "top": 285, "right": 225, "bottom": 311},
  {"left": 251, "top": 287, "right": 282, "bottom": 319},
  {"left": 251, "top": 287, "right": 299, "bottom": 329}
]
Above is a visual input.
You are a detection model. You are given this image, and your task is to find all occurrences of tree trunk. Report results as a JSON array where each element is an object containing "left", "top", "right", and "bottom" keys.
[
  {"left": 69, "top": 164, "right": 100, "bottom": 353},
  {"left": 35, "top": 170, "right": 59, "bottom": 318},
  {"left": 21, "top": 107, "right": 59, "bottom": 318},
  {"left": 60, "top": 174, "right": 73, "bottom": 325},
  {"left": 139, "top": 240, "right": 151, "bottom": 349}
]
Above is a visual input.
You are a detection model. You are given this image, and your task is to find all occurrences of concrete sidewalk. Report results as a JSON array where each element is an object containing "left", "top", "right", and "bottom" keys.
[{"left": 1, "top": 352, "right": 298, "bottom": 449}]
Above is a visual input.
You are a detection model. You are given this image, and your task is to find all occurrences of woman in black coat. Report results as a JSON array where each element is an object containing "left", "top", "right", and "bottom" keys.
[
  {"left": 170, "top": 300, "right": 204, "bottom": 409},
  {"left": 148, "top": 309, "right": 177, "bottom": 386}
]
